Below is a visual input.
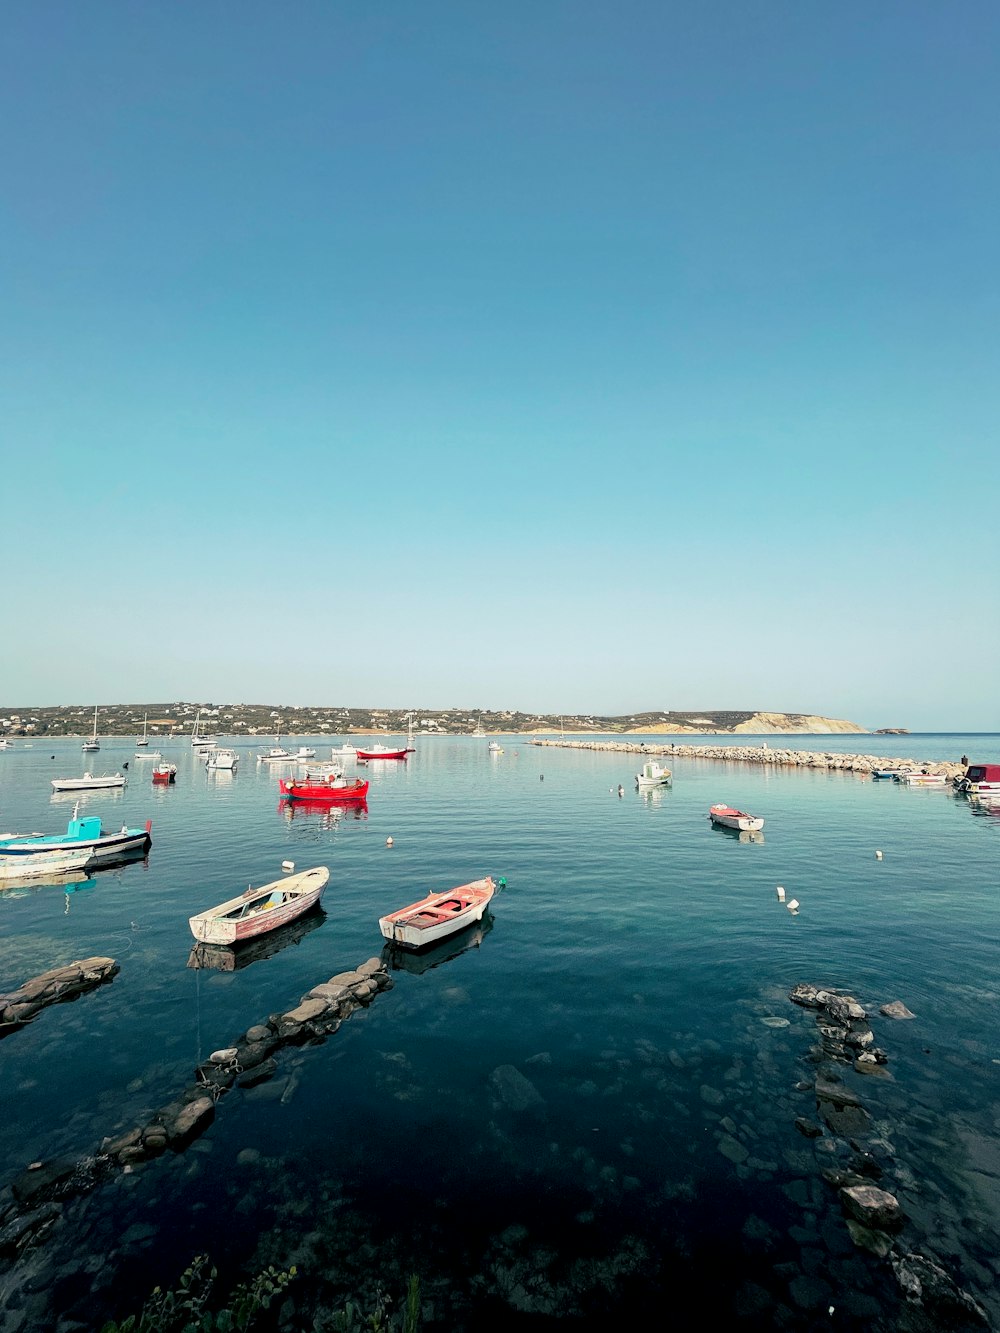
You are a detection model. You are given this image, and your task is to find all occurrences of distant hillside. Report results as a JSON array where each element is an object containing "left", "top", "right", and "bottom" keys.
[
  {"left": 626, "top": 711, "right": 866, "bottom": 735},
  {"left": 0, "top": 702, "right": 866, "bottom": 738}
]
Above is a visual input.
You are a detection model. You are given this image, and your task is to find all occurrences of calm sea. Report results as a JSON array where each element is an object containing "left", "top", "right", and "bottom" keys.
[{"left": 1, "top": 733, "right": 998, "bottom": 1330}]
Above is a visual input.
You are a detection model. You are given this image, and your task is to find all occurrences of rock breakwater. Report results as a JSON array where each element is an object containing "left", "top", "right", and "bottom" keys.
[{"left": 530, "top": 739, "right": 965, "bottom": 782}]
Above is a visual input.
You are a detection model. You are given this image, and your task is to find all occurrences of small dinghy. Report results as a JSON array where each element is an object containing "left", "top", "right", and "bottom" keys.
[
  {"left": 378, "top": 877, "right": 496, "bottom": 950},
  {"left": 188, "top": 866, "right": 329, "bottom": 945},
  {"left": 708, "top": 804, "right": 765, "bottom": 832}
]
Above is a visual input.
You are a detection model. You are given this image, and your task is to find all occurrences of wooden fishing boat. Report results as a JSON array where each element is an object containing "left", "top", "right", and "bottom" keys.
[
  {"left": 188, "top": 866, "right": 329, "bottom": 944},
  {"left": 378, "top": 877, "right": 496, "bottom": 950},
  {"left": 635, "top": 760, "right": 672, "bottom": 789},
  {"left": 708, "top": 804, "right": 765, "bottom": 832},
  {"left": 0, "top": 810, "right": 150, "bottom": 879},
  {"left": 278, "top": 775, "right": 369, "bottom": 803},
  {"left": 151, "top": 763, "right": 177, "bottom": 784}
]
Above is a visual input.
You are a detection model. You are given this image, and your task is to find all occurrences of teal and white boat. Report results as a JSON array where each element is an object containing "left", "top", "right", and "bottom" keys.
[{"left": 0, "top": 809, "right": 152, "bottom": 880}]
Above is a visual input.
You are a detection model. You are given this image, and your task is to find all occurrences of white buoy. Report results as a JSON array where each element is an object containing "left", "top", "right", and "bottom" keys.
[
  {"left": 776, "top": 886, "right": 786, "bottom": 902},
  {"left": 787, "top": 899, "right": 800, "bottom": 913},
  {"left": 875, "top": 850, "right": 883, "bottom": 860},
  {"left": 281, "top": 860, "right": 294, "bottom": 873},
  {"left": 386, "top": 836, "right": 394, "bottom": 847}
]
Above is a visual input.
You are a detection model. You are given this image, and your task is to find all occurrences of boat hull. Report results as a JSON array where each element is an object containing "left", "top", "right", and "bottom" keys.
[
  {"left": 189, "top": 867, "right": 329, "bottom": 945},
  {"left": 279, "top": 777, "right": 369, "bottom": 803},
  {"left": 0, "top": 817, "right": 152, "bottom": 877},
  {"left": 709, "top": 805, "right": 765, "bottom": 832},
  {"left": 356, "top": 748, "right": 410, "bottom": 761},
  {"left": 51, "top": 774, "right": 126, "bottom": 791},
  {"left": 379, "top": 877, "right": 495, "bottom": 950}
]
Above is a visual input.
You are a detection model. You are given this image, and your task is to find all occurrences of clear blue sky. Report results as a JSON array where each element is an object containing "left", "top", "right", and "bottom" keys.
[{"left": 3, "top": 2, "right": 997, "bottom": 730}]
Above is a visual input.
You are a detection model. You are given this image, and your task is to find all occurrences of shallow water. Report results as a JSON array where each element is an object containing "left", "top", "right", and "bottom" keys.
[{"left": 1, "top": 733, "right": 998, "bottom": 1329}]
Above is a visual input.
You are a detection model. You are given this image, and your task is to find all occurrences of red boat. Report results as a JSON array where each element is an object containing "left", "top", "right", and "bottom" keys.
[
  {"left": 355, "top": 744, "right": 411, "bottom": 761},
  {"left": 279, "top": 775, "right": 370, "bottom": 803},
  {"left": 152, "top": 763, "right": 177, "bottom": 785}
]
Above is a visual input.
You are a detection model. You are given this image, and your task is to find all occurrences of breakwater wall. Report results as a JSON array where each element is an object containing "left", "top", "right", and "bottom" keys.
[{"left": 530, "top": 739, "right": 965, "bottom": 781}]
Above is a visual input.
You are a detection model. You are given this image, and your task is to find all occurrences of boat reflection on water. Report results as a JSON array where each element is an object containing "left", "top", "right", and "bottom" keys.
[
  {"left": 709, "top": 823, "right": 765, "bottom": 845},
  {"left": 278, "top": 799, "right": 368, "bottom": 828},
  {"left": 0, "top": 869, "right": 99, "bottom": 903},
  {"left": 186, "top": 907, "right": 327, "bottom": 972},
  {"left": 381, "top": 911, "right": 494, "bottom": 977}
]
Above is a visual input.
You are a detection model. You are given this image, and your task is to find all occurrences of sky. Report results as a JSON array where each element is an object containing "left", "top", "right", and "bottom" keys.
[{"left": 2, "top": 2, "right": 998, "bottom": 730}]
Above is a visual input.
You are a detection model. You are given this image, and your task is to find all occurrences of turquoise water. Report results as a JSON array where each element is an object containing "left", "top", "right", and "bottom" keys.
[{"left": 1, "top": 734, "right": 998, "bottom": 1329}]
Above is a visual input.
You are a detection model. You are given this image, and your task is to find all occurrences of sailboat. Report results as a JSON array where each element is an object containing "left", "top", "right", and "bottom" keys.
[
  {"left": 82, "top": 706, "right": 100, "bottom": 752},
  {"left": 136, "top": 713, "right": 150, "bottom": 748},
  {"left": 191, "top": 708, "right": 217, "bottom": 750}
]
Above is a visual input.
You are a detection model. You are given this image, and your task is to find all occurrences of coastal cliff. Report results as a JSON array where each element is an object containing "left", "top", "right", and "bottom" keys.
[{"left": 628, "top": 711, "right": 866, "bottom": 736}]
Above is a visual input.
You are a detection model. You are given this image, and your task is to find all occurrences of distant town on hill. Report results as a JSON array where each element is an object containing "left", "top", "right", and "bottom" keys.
[{"left": 0, "top": 703, "right": 872, "bottom": 738}]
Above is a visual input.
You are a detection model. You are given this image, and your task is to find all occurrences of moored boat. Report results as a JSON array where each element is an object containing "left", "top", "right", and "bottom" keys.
[
  {"left": 51, "top": 771, "right": 126, "bottom": 792},
  {"left": 206, "top": 748, "right": 239, "bottom": 771},
  {"left": 635, "top": 760, "right": 672, "bottom": 789},
  {"left": 0, "top": 810, "right": 151, "bottom": 879},
  {"left": 708, "top": 804, "right": 765, "bottom": 832},
  {"left": 279, "top": 774, "right": 369, "bottom": 803},
  {"left": 82, "top": 706, "right": 101, "bottom": 752},
  {"left": 954, "top": 763, "right": 1000, "bottom": 796},
  {"left": 378, "top": 877, "right": 496, "bottom": 950},
  {"left": 188, "top": 866, "right": 329, "bottom": 945},
  {"left": 895, "top": 771, "right": 948, "bottom": 786},
  {"left": 152, "top": 763, "right": 177, "bottom": 784},
  {"left": 356, "top": 743, "right": 411, "bottom": 761}
]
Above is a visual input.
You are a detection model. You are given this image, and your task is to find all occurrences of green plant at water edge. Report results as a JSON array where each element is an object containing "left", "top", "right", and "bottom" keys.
[
  {"left": 323, "top": 1275, "right": 421, "bottom": 1333},
  {"left": 99, "top": 1253, "right": 297, "bottom": 1333}
]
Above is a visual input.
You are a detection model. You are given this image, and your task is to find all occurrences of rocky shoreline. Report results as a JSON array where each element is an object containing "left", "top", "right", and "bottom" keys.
[{"left": 530, "top": 739, "right": 966, "bottom": 782}]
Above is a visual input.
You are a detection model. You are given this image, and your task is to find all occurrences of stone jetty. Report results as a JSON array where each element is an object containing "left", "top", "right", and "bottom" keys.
[
  {"left": 0, "top": 957, "right": 119, "bottom": 1038},
  {"left": 787, "top": 983, "right": 988, "bottom": 1326},
  {"left": 530, "top": 738, "right": 965, "bottom": 781},
  {"left": 0, "top": 955, "right": 392, "bottom": 1258}
]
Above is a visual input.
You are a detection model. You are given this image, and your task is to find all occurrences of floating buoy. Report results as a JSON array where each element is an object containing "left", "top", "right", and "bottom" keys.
[
  {"left": 786, "top": 899, "right": 800, "bottom": 913},
  {"left": 386, "top": 836, "right": 394, "bottom": 847},
  {"left": 281, "top": 860, "right": 294, "bottom": 873},
  {"left": 776, "top": 886, "right": 786, "bottom": 902},
  {"left": 875, "top": 850, "right": 883, "bottom": 860}
]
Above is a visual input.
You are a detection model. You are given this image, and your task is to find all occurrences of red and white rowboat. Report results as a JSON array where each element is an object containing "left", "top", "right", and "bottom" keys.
[
  {"left": 355, "top": 743, "right": 412, "bottom": 761},
  {"left": 379, "top": 877, "right": 495, "bottom": 950},
  {"left": 708, "top": 804, "right": 765, "bottom": 832}
]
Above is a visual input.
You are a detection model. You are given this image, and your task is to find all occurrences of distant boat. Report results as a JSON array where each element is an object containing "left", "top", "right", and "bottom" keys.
[
  {"left": 636, "top": 760, "right": 672, "bottom": 789},
  {"left": 134, "top": 749, "right": 162, "bottom": 760},
  {"left": 206, "top": 748, "right": 239, "bottom": 771},
  {"left": 378, "top": 877, "right": 496, "bottom": 950},
  {"left": 708, "top": 804, "right": 764, "bottom": 832},
  {"left": 0, "top": 808, "right": 151, "bottom": 879},
  {"left": 356, "top": 743, "right": 410, "bottom": 761},
  {"left": 82, "top": 706, "right": 100, "bottom": 752},
  {"left": 51, "top": 771, "right": 126, "bottom": 792},
  {"left": 279, "top": 774, "right": 369, "bottom": 804},
  {"left": 136, "top": 713, "right": 150, "bottom": 747},
  {"left": 294, "top": 746, "right": 317, "bottom": 760},
  {"left": 488, "top": 740, "right": 504, "bottom": 754},
  {"left": 191, "top": 710, "right": 217, "bottom": 749},
  {"left": 0, "top": 739, "right": 12, "bottom": 751},
  {"left": 895, "top": 771, "right": 948, "bottom": 786},
  {"left": 188, "top": 866, "right": 329, "bottom": 945},
  {"left": 257, "top": 731, "right": 292, "bottom": 763}
]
